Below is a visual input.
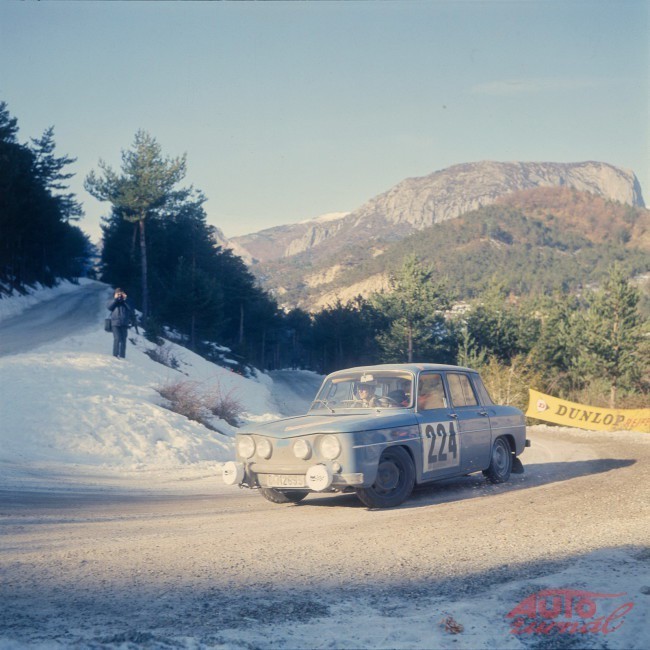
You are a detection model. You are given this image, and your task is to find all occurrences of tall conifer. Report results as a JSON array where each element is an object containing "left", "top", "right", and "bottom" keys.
[
  {"left": 85, "top": 131, "right": 187, "bottom": 321},
  {"left": 580, "top": 266, "right": 644, "bottom": 407}
]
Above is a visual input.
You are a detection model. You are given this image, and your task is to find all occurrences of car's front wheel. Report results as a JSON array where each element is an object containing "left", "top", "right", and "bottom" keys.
[
  {"left": 356, "top": 446, "right": 415, "bottom": 508},
  {"left": 483, "top": 437, "right": 512, "bottom": 483},
  {"left": 259, "top": 488, "right": 309, "bottom": 504}
]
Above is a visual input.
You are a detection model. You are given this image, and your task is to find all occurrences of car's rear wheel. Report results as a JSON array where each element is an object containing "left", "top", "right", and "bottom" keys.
[
  {"left": 259, "top": 488, "right": 309, "bottom": 504},
  {"left": 356, "top": 446, "right": 415, "bottom": 508},
  {"left": 483, "top": 437, "right": 512, "bottom": 483}
]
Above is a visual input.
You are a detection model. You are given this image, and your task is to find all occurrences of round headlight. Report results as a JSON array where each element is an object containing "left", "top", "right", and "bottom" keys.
[
  {"left": 237, "top": 436, "right": 256, "bottom": 459},
  {"left": 256, "top": 437, "right": 272, "bottom": 459},
  {"left": 293, "top": 438, "right": 312, "bottom": 460},
  {"left": 320, "top": 435, "right": 341, "bottom": 460}
]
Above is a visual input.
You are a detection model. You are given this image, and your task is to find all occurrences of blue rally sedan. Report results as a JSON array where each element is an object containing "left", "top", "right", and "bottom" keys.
[{"left": 223, "top": 364, "right": 529, "bottom": 508}]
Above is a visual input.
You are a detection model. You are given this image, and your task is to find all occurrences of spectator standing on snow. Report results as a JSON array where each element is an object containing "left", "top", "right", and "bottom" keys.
[{"left": 107, "top": 288, "right": 133, "bottom": 358}]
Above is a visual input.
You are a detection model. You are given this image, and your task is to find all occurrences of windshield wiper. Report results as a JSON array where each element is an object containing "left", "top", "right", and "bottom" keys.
[{"left": 310, "top": 399, "right": 335, "bottom": 413}]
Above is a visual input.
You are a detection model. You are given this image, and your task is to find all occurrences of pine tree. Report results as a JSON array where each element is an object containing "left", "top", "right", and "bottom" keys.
[
  {"left": 30, "top": 127, "right": 82, "bottom": 221},
  {"left": 0, "top": 102, "right": 88, "bottom": 290},
  {"left": 579, "top": 266, "right": 644, "bottom": 407},
  {"left": 0, "top": 101, "right": 18, "bottom": 142},
  {"left": 85, "top": 130, "right": 187, "bottom": 321},
  {"left": 462, "top": 283, "right": 526, "bottom": 363},
  {"left": 527, "top": 293, "right": 585, "bottom": 392},
  {"left": 373, "top": 256, "right": 451, "bottom": 363}
]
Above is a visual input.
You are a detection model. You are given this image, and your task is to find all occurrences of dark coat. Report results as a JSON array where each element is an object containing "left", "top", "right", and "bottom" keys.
[{"left": 107, "top": 298, "right": 133, "bottom": 327}]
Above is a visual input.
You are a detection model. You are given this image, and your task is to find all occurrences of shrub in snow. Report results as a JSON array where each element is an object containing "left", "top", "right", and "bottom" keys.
[
  {"left": 142, "top": 316, "right": 165, "bottom": 345},
  {"left": 144, "top": 344, "right": 181, "bottom": 371},
  {"left": 205, "top": 385, "right": 243, "bottom": 427},
  {"left": 155, "top": 379, "right": 243, "bottom": 430},
  {"left": 156, "top": 380, "right": 210, "bottom": 428}
]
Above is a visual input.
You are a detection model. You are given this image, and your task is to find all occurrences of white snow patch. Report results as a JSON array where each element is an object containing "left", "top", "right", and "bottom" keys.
[
  {"left": 299, "top": 210, "right": 350, "bottom": 224},
  {"left": 0, "top": 281, "right": 283, "bottom": 489},
  {"left": 0, "top": 278, "right": 95, "bottom": 323}
]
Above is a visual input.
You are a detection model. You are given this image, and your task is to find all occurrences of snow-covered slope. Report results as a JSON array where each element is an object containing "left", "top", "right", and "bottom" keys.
[{"left": 0, "top": 282, "right": 283, "bottom": 488}]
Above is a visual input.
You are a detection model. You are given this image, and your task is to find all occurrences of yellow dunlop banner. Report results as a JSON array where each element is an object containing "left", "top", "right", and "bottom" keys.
[{"left": 526, "top": 389, "right": 650, "bottom": 433}]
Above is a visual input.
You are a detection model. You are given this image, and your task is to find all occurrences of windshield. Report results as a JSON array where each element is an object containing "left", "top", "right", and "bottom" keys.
[{"left": 310, "top": 371, "right": 414, "bottom": 411}]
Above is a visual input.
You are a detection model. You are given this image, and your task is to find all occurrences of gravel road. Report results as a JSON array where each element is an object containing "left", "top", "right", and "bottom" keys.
[
  {"left": 0, "top": 281, "right": 108, "bottom": 357},
  {"left": 1, "top": 426, "right": 648, "bottom": 648}
]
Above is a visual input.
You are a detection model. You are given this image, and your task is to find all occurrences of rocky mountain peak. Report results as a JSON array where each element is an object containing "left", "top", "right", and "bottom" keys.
[
  {"left": 228, "top": 161, "right": 644, "bottom": 265},
  {"left": 352, "top": 161, "right": 644, "bottom": 229}
]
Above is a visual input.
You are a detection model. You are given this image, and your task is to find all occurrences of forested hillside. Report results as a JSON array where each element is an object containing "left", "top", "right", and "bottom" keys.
[
  {"left": 258, "top": 187, "right": 650, "bottom": 309},
  {"left": 89, "top": 131, "right": 279, "bottom": 371}
]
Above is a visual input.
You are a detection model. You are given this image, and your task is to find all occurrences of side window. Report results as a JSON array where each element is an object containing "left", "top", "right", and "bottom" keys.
[
  {"left": 447, "top": 373, "right": 478, "bottom": 407},
  {"left": 417, "top": 373, "right": 448, "bottom": 410}
]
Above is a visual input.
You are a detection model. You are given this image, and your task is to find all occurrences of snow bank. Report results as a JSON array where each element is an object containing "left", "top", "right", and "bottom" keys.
[
  {"left": 0, "top": 279, "right": 95, "bottom": 323},
  {"left": 0, "top": 281, "right": 283, "bottom": 488}
]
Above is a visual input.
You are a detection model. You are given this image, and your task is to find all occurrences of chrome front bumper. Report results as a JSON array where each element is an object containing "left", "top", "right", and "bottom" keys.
[{"left": 222, "top": 461, "right": 364, "bottom": 491}]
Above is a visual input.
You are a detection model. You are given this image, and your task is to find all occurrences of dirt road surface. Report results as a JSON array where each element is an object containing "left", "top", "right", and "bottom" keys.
[{"left": 1, "top": 426, "right": 648, "bottom": 648}]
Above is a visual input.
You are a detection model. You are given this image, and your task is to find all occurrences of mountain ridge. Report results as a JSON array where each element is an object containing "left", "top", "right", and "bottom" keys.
[
  {"left": 229, "top": 161, "right": 644, "bottom": 265},
  {"left": 258, "top": 186, "right": 650, "bottom": 309}
]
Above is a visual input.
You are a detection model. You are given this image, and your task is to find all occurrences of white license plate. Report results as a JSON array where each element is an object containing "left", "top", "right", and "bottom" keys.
[{"left": 264, "top": 474, "right": 306, "bottom": 488}]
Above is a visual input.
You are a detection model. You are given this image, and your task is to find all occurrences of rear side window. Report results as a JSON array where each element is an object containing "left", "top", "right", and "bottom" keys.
[
  {"left": 447, "top": 373, "right": 478, "bottom": 407},
  {"left": 473, "top": 374, "right": 494, "bottom": 406}
]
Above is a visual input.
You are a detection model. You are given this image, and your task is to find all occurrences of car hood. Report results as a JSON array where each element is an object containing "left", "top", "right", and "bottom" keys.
[{"left": 240, "top": 410, "right": 418, "bottom": 439}]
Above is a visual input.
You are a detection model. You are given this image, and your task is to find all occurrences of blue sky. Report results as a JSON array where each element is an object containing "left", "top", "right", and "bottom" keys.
[{"left": 1, "top": 1, "right": 648, "bottom": 242}]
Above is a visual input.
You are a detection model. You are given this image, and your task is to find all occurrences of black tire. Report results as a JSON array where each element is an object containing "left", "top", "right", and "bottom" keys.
[
  {"left": 483, "top": 437, "right": 513, "bottom": 484},
  {"left": 356, "top": 446, "right": 415, "bottom": 508},
  {"left": 259, "top": 488, "right": 309, "bottom": 504}
]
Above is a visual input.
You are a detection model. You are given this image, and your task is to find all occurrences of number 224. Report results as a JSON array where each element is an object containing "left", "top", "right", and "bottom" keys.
[{"left": 425, "top": 422, "right": 458, "bottom": 464}]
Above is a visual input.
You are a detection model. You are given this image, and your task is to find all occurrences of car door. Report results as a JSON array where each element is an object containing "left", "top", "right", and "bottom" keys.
[
  {"left": 415, "top": 372, "right": 461, "bottom": 482},
  {"left": 445, "top": 372, "right": 492, "bottom": 473}
]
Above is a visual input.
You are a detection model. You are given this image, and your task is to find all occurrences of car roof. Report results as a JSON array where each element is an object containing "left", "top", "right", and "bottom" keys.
[{"left": 327, "top": 363, "right": 477, "bottom": 377}]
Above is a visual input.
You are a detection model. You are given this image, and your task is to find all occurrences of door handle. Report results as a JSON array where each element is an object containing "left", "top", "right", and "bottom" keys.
[
  {"left": 478, "top": 410, "right": 489, "bottom": 417},
  {"left": 447, "top": 413, "right": 458, "bottom": 419}
]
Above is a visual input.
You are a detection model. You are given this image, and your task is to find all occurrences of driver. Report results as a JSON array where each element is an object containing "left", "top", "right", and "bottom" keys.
[{"left": 356, "top": 381, "right": 380, "bottom": 407}]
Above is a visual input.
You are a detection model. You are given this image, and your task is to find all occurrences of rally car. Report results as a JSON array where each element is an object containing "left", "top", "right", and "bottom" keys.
[{"left": 223, "top": 364, "right": 529, "bottom": 508}]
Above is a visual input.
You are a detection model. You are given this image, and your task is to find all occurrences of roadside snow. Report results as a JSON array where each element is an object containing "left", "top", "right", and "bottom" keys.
[
  {"left": 0, "top": 279, "right": 95, "bottom": 322},
  {"left": 0, "top": 281, "right": 283, "bottom": 489}
]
